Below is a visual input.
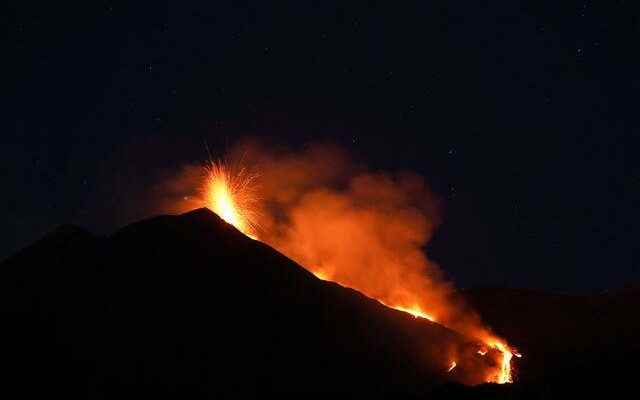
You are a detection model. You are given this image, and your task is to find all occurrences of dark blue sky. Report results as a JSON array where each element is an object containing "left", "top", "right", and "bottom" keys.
[{"left": 2, "top": 1, "right": 639, "bottom": 292}]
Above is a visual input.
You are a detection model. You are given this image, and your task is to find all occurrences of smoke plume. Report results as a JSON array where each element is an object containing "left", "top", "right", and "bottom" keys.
[
  {"left": 217, "top": 140, "right": 493, "bottom": 341},
  {"left": 153, "top": 138, "right": 514, "bottom": 383}
]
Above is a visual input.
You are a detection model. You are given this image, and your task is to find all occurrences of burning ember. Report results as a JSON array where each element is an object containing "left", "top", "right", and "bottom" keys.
[
  {"left": 447, "top": 361, "right": 457, "bottom": 373},
  {"left": 200, "top": 151, "right": 520, "bottom": 385}
]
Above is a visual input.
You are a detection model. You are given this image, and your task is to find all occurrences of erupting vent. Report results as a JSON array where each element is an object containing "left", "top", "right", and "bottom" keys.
[{"left": 204, "top": 160, "right": 259, "bottom": 239}]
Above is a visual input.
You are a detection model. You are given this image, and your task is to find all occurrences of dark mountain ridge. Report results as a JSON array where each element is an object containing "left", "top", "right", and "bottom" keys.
[
  {"left": 3, "top": 208, "right": 638, "bottom": 398},
  {"left": 1, "top": 208, "right": 489, "bottom": 398}
]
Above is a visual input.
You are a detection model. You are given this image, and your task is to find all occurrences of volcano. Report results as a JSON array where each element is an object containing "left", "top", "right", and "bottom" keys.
[
  {"left": 4, "top": 209, "right": 638, "bottom": 398},
  {"left": 1, "top": 208, "right": 501, "bottom": 398}
]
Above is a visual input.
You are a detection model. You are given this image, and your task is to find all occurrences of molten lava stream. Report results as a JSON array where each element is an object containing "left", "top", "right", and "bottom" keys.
[
  {"left": 202, "top": 159, "right": 520, "bottom": 384},
  {"left": 386, "top": 303, "right": 518, "bottom": 384}
]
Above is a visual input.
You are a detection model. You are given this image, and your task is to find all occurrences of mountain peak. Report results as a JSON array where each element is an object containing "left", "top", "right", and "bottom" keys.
[{"left": 180, "top": 207, "right": 218, "bottom": 220}]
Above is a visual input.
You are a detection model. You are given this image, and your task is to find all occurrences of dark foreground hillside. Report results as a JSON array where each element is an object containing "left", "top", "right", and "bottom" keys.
[
  {"left": 3, "top": 208, "right": 638, "bottom": 399},
  {"left": 1, "top": 208, "right": 492, "bottom": 399}
]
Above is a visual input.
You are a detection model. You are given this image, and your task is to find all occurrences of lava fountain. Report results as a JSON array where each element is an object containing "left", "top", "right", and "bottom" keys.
[
  {"left": 203, "top": 160, "right": 259, "bottom": 239},
  {"left": 201, "top": 156, "right": 519, "bottom": 385}
]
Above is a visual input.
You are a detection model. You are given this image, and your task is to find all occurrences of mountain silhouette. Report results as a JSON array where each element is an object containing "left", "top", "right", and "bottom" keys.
[
  {"left": 1, "top": 208, "right": 492, "bottom": 399},
  {"left": 4, "top": 208, "right": 638, "bottom": 398}
]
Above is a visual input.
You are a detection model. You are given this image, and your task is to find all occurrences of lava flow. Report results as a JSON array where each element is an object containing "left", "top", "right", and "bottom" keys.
[{"left": 201, "top": 155, "right": 520, "bottom": 385}]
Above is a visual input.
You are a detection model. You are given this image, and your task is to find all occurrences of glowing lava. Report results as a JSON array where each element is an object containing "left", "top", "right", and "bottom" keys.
[
  {"left": 377, "top": 297, "right": 518, "bottom": 383},
  {"left": 204, "top": 160, "right": 258, "bottom": 239},
  {"left": 474, "top": 340, "right": 521, "bottom": 383},
  {"left": 485, "top": 341, "right": 519, "bottom": 384}
]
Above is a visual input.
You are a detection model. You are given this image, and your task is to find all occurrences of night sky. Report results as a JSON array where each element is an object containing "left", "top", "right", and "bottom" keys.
[{"left": 3, "top": 1, "right": 639, "bottom": 292}]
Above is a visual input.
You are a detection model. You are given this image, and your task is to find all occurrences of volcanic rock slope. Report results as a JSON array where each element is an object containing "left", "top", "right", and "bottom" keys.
[{"left": 1, "top": 208, "right": 487, "bottom": 399}]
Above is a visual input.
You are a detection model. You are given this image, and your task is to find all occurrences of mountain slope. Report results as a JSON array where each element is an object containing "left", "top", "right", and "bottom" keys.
[{"left": 1, "top": 209, "right": 490, "bottom": 398}]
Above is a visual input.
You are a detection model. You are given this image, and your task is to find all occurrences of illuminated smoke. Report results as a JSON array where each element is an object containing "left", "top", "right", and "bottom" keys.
[{"left": 160, "top": 139, "right": 520, "bottom": 384}]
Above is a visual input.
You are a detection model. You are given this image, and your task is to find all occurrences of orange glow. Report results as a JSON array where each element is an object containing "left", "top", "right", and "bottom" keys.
[
  {"left": 196, "top": 150, "right": 521, "bottom": 385},
  {"left": 485, "top": 341, "right": 518, "bottom": 384},
  {"left": 311, "top": 269, "right": 330, "bottom": 281},
  {"left": 204, "top": 160, "right": 258, "bottom": 239}
]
